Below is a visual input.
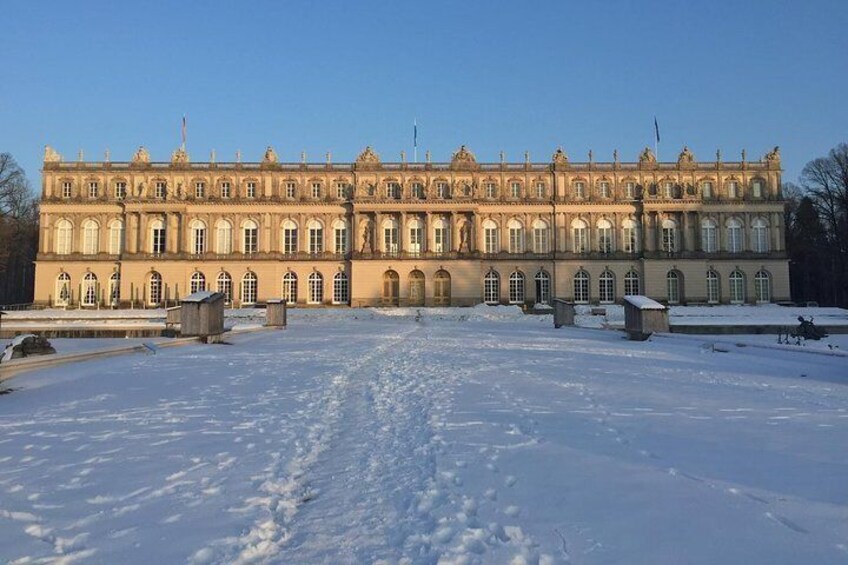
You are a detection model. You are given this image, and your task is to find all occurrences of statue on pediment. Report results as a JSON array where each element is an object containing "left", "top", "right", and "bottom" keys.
[
  {"left": 356, "top": 146, "right": 381, "bottom": 166},
  {"left": 451, "top": 145, "right": 477, "bottom": 169},
  {"left": 552, "top": 147, "right": 568, "bottom": 166},
  {"left": 43, "top": 145, "right": 62, "bottom": 163},
  {"left": 262, "top": 146, "right": 278, "bottom": 164},
  {"left": 132, "top": 146, "right": 150, "bottom": 165},
  {"left": 764, "top": 146, "right": 781, "bottom": 164},
  {"left": 677, "top": 146, "right": 695, "bottom": 165},
  {"left": 171, "top": 148, "right": 189, "bottom": 165},
  {"left": 639, "top": 147, "right": 657, "bottom": 164}
]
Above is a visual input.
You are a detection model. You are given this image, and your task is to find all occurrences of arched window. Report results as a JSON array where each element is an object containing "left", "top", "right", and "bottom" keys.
[
  {"left": 308, "top": 272, "right": 324, "bottom": 304},
  {"left": 534, "top": 270, "right": 551, "bottom": 305},
  {"left": 661, "top": 219, "right": 678, "bottom": 253},
  {"left": 217, "top": 272, "right": 233, "bottom": 303},
  {"left": 483, "top": 219, "right": 499, "bottom": 254},
  {"left": 599, "top": 270, "right": 615, "bottom": 303},
  {"left": 150, "top": 219, "right": 166, "bottom": 255},
  {"left": 190, "top": 271, "right": 206, "bottom": 293},
  {"left": 755, "top": 270, "right": 771, "bottom": 303},
  {"left": 55, "top": 219, "right": 73, "bottom": 255},
  {"left": 597, "top": 219, "right": 614, "bottom": 254},
  {"left": 408, "top": 270, "right": 425, "bottom": 306},
  {"left": 571, "top": 219, "right": 588, "bottom": 253},
  {"left": 726, "top": 218, "right": 743, "bottom": 253},
  {"left": 667, "top": 270, "right": 682, "bottom": 304},
  {"left": 190, "top": 220, "right": 207, "bottom": 255},
  {"left": 333, "top": 219, "right": 349, "bottom": 255},
  {"left": 408, "top": 218, "right": 423, "bottom": 255},
  {"left": 507, "top": 219, "right": 524, "bottom": 254},
  {"left": 333, "top": 272, "right": 349, "bottom": 304},
  {"left": 241, "top": 271, "right": 258, "bottom": 305},
  {"left": 624, "top": 270, "right": 640, "bottom": 296},
  {"left": 434, "top": 270, "right": 451, "bottom": 306},
  {"left": 308, "top": 219, "right": 324, "bottom": 255},
  {"left": 483, "top": 270, "right": 500, "bottom": 304},
  {"left": 532, "top": 219, "right": 549, "bottom": 254},
  {"left": 242, "top": 219, "right": 258, "bottom": 254},
  {"left": 81, "top": 273, "right": 98, "bottom": 306},
  {"left": 216, "top": 220, "right": 233, "bottom": 254},
  {"left": 573, "top": 271, "right": 589, "bottom": 303},
  {"left": 56, "top": 272, "right": 71, "bottom": 306},
  {"left": 148, "top": 272, "right": 163, "bottom": 306},
  {"left": 82, "top": 219, "right": 99, "bottom": 255},
  {"left": 382, "top": 270, "right": 400, "bottom": 305},
  {"left": 382, "top": 218, "right": 399, "bottom": 256},
  {"left": 729, "top": 270, "right": 745, "bottom": 304},
  {"left": 752, "top": 218, "right": 769, "bottom": 253},
  {"left": 281, "top": 220, "right": 298, "bottom": 255},
  {"left": 433, "top": 217, "right": 450, "bottom": 254},
  {"left": 109, "top": 272, "right": 120, "bottom": 306},
  {"left": 108, "top": 219, "right": 124, "bottom": 255},
  {"left": 509, "top": 271, "right": 525, "bottom": 304},
  {"left": 701, "top": 218, "right": 718, "bottom": 253},
  {"left": 621, "top": 218, "right": 639, "bottom": 253},
  {"left": 706, "top": 270, "right": 720, "bottom": 304},
  {"left": 282, "top": 272, "right": 298, "bottom": 305}
]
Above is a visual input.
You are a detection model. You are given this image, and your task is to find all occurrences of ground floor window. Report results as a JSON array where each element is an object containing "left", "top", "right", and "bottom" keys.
[
  {"left": 754, "top": 270, "right": 770, "bottom": 303},
  {"left": 484, "top": 271, "right": 500, "bottom": 304},
  {"left": 149, "top": 272, "right": 163, "bottom": 306},
  {"left": 56, "top": 273, "right": 71, "bottom": 306},
  {"left": 333, "top": 272, "right": 349, "bottom": 304},
  {"left": 217, "top": 272, "right": 233, "bottom": 303},
  {"left": 574, "top": 271, "right": 589, "bottom": 303},
  {"left": 534, "top": 271, "right": 550, "bottom": 305},
  {"left": 109, "top": 272, "right": 120, "bottom": 306},
  {"left": 729, "top": 270, "right": 745, "bottom": 304},
  {"left": 599, "top": 270, "right": 615, "bottom": 303},
  {"left": 509, "top": 271, "right": 525, "bottom": 304},
  {"left": 82, "top": 272, "right": 98, "bottom": 306},
  {"left": 282, "top": 272, "right": 297, "bottom": 305},
  {"left": 241, "top": 272, "right": 257, "bottom": 305},
  {"left": 706, "top": 270, "right": 720, "bottom": 304},
  {"left": 190, "top": 272, "right": 206, "bottom": 294},
  {"left": 309, "top": 272, "right": 323, "bottom": 304},
  {"left": 624, "top": 270, "right": 639, "bottom": 296},
  {"left": 667, "top": 271, "right": 681, "bottom": 304}
]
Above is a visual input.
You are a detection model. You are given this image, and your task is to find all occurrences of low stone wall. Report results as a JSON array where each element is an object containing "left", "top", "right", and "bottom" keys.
[{"left": 669, "top": 324, "right": 848, "bottom": 335}]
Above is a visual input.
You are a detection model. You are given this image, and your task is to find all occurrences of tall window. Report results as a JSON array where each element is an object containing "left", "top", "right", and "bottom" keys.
[
  {"left": 109, "top": 272, "right": 120, "bottom": 306},
  {"left": 191, "top": 220, "right": 207, "bottom": 255},
  {"left": 728, "top": 181, "right": 739, "bottom": 199},
  {"left": 729, "top": 270, "right": 745, "bottom": 303},
  {"left": 221, "top": 181, "right": 231, "bottom": 199},
  {"left": 661, "top": 219, "right": 678, "bottom": 253},
  {"left": 217, "top": 272, "right": 233, "bottom": 303},
  {"left": 573, "top": 271, "right": 589, "bottom": 303},
  {"left": 507, "top": 219, "right": 524, "bottom": 254},
  {"left": 148, "top": 272, "right": 163, "bottom": 306},
  {"left": 664, "top": 182, "right": 674, "bottom": 199},
  {"left": 752, "top": 179, "right": 764, "bottom": 198},
  {"left": 282, "top": 272, "right": 297, "bottom": 304},
  {"left": 535, "top": 271, "right": 550, "bottom": 304},
  {"left": 109, "top": 220, "right": 124, "bottom": 255},
  {"left": 752, "top": 218, "right": 769, "bottom": 253},
  {"left": 727, "top": 218, "right": 743, "bottom": 253},
  {"left": 82, "top": 219, "right": 99, "bottom": 255},
  {"left": 308, "top": 272, "right": 323, "bottom": 304},
  {"left": 484, "top": 271, "right": 500, "bottom": 304},
  {"left": 241, "top": 272, "right": 258, "bottom": 305},
  {"left": 625, "top": 182, "right": 635, "bottom": 199},
  {"left": 56, "top": 219, "right": 73, "bottom": 255},
  {"left": 599, "top": 181, "right": 610, "bottom": 199},
  {"left": 535, "top": 182, "right": 546, "bottom": 199},
  {"left": 510, "top": 182, "right": 521, "bottom": 198},
  {"left": 387, "top": 182, "right": 401, "bottom": 199},
  {"left": 485, "top": 182, "right": 497, "bottom": 199},
  {"left": 282, "top": 220, "right": 298, "bottom": 255},
  {"left": 307, "top": 220, "right": 324, "bottom": 255},
  {"left": 597, "top": 219, "right": 613, "bottom": 254},
  {"left": 411, "top": 182, "right": 424, "bottom": 199},
  {"left": 242, "top": 220, "right": 258, "bottom": 254},
  {"left": 383, "top": 218, "right": 399, "bottom": 255},
  {"left": 702, "top": 181, "right": 713, "bottom": 199},
  {"left": 150, "top": 219, "right": 166, "bottom": 255},
  {"left": 333, "top": 272, "right": 349, "bottom": 304},
  {"left": 509, "top": 271, "right": 525, "bottom": 304},
  {"left": 82, "top": 273, "right": 98, "bottom": 306},
  {"left": 115, "top": 181, "right": 126, "bottom": 200},
  {"left": 622, "top": 219, "right": 638, "bottom": 253},
  {"left": 56, "top": 273, "right": 71, "bottom": 306},
  {"left": 433, "top": 218, "right": 449, "bottom": 254},
  {"left": 572, "top": 219, "right": 588, "bottom": 253},
  {"left": 599, "top": 270, "right": 615, "bottom": 303},
  {"left": 155, "top": 181, "right": 166, "bottom": 199},
  {"left": 336, "top": 182, "right": 348, "bottom": 200},
  {"left": 62, "top": 181, "right": 72, "bottom": 199},
  {"left": 701, "top": 219, "right": 718, "bottom": 253},
  {"left": 667, "top": 271, "right": 681, "bottom": 304},
  {"left": 483, "top": 220, "right": 499, "bottom": 254},
  {"left": 624, "top": 270, "right": 640, "bottom": 296},
  {"left": 408, "top": 219, "right": 423, "bottom": 255},
  {"left": 190, "top": 272, "right": 206, "bottom": 293},
  {"left": 311, "top": 182, "right": 322, "bottom": 199},
  {"left": 706, "top": 270, "right": 720, "bottom": 304},
  {"left": 333, "top": 220, "right": 348, "bottom": 255},
  {"left": 574, "top": 181, "right": 585, "bottom": 199},
  {"left": 532, "top": 219, "right": 549, "bottom": 253},
  {"left": 755, "top": 270, "right": 771, "bottom": 303},
  {"left": 216, "top": 220, "right": 233, "bottom": 254},
  {"left": 437, "top": 182, "right": 449, "bottom": 199},
  {"left": 88, "top": 181, "right": 99, "bottom": 199},
  {"left": 246, "top": 181, "right": 256, "bottom": 198},
  {"left": 195, "top": 182, "right": 205, "bottom": 199},
  {"left": 285, "top": 181, "right": 296, "bottom": 199}
]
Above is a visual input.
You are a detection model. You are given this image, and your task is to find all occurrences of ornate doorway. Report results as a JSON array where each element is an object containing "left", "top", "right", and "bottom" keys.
[
  {"left": 409, "top": 270, "right": 425, "bottom": 306},
  {"left": 382, "top": 270, "right": 400, "bottom": 306},
  {"left": 434, "top": 270, "right": 451, "bottom": 306}
]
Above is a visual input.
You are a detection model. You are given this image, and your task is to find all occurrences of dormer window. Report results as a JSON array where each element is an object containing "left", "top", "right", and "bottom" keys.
[
  {"left": 246, "top": 181, "right": 256, "bottom": 198},
  {"left": 221, "top": 181, "right": 231, "bottom": 199},
  {"left": 88, "top": 181, "right": 99, "bottom": 199},
  {"left": 115, "top": 181, "right": 126, "bottom": 200},
  {"left": 195, "top": 182, "right": 205, "bottom": 199},
  {"left": 62, "top": 181, "right": 72, "bottom": 199}
]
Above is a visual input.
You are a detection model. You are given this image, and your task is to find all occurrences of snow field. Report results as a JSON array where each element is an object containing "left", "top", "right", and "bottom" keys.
[{"left": 0, "top": 313, "right": 846, "bottom": 564}]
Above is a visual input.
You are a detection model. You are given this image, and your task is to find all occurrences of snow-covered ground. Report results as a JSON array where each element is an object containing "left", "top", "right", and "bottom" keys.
[{"left": 1, "top": 309, "right": 847, "bottom": 564}]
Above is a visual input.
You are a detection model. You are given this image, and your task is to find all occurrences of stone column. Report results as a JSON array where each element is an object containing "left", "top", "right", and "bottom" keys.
[
  {"left": 684, "top": 211, "right": 695, "bottom": 252},
  {"left": 375, "top": 212, "right": 384, "bottom": 253},
  {"left": 645, "top": 212, "right": 657, "bottom": 252}
]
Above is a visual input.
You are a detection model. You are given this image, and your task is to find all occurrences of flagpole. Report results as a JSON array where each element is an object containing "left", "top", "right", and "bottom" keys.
[{"left": 413, "top": 119, "right": 418, "bottom": 164}]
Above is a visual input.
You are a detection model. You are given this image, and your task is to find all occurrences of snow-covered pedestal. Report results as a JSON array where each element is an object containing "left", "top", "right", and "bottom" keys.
[
  {"left": 624, "top": 295, "right": 669, "bottom": 340},
  {"left": 265, "top": 299, "right": 287, "bottom": 328},
  {"left": 180, "top": 291, "right": 225, "bottom": 343}
]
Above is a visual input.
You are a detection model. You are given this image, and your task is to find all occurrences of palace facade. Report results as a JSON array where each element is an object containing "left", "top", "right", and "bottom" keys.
[{"left": 33, "top": 144, "right": 789, "bottom": 309}]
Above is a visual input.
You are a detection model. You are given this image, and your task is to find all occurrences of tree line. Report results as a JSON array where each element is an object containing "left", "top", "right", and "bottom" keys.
[{"left": 0, "top": 153, "right": 38, "bottom": 306}]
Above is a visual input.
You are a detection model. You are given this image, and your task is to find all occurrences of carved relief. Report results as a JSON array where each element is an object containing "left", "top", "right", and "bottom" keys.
[
  {"left": 131, "top": 146, "right": 151, "bottom": 165},
  {"left": 552, "top": 147, "right": 569, "bottom": 166},
  {"left": 639, "top": 147, "right": 657, "bottom": 165},
  {"left": 677, "top": 146, "right": 695, "bottom": 167},
  {"left": 171, "top": 148, "right": 189, "bottom": 165},
  {"left": 355, "top": 146, "right": 381, "bottom": 170},
  {"left": 262, "top": 146, "right": 278, "bottom": 164},
  {"left": 43, "top": 145, "right": 62, "bottom": 163},
  {"left": 450, "top": 145, "right": 478, "bottom": 170}
]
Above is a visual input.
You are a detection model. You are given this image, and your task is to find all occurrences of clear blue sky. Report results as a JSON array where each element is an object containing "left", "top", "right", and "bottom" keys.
[{"left": 3, "top": 0, "right": 847, "bottom": 190}]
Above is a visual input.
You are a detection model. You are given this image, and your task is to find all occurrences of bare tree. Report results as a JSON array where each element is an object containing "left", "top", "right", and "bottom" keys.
[{"left": 0, "top": 153, "right": 38, "bottom": 304}]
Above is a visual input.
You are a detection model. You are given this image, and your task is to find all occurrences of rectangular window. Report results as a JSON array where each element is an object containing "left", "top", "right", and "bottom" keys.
[
  {"left": 702, "top": 182, "right": 713, "bottom": 198},
  {"left": 88, "top": 182, "right": 99, "bottom": 198},
  {"left": 115, "top": 182, "right": 126, "bottom": 200},
  {"left": 535, "top": 182, "right": 545, "bottom": 199},
  {"left": 625, "top": 182, "right": 635, "bottom": 199},
  {"left": 152, "top": 227, "right": 166, "bottom": 255},
  {"left": 574, "top": 182, "right": 585, "bottom": 199},
  {"left": 311, "top": 182, "right": 321, "bottom": 199},
  {"left": 387, "top": 182, "right": 401, "bottom": 199},
  {"left": 622, "top": 227, "right": 637, "bottom": 253},
  {"left": 728, "top": 181, "right": 739, "bottom": 199},
  {"left": 244, "top": 228, "right": 258, "bottom": 254},
  {"left": 221, "top": 182, "right": 231, "bottom": 198},
  {"left": 62, "top": 181, "right": 72, "bottom": 198},
  {"left": 384, "top": 227, "right": 398, "bottom": 255},
  {"left": 707, "top": 274, "right": 720, "bottom": 304},
  {"left": 155, "top": 182, "right": 166, "bottom": 199},
  {"left": 598, "top": 228, "right": 613, "bottom": 253},
  {"left": 510, "top": 182, "right": 520, "bottom": 198},
  {"left": 508, "top": 228, "right": 523, "bottom": 254},
  {"left": 599, "top": 181, "right": 610, "bottom": 198},
  {"left": 409, "top": 227, "right": 422, "bottom": 255},
  {"left": 309, "top": 228, "right": 323, "bottom": 254},
  {"left": 434, "top": 227, "right": 449, "bottom": 254},
  {"left": 195, "top": 182, "right": 205, "bottom": 198},
  {"left": 334, "top": 226, "right": 348, "bottom": 254},
  {"left": 246, "top": 182, "right": 256, "bottom": 198},
  {"left": 752, "top": 180, "right": 763, "bottom": 198},
  {"left": 702, "top": 224, "right": 717, "bottom": 253},
  {"left": 533, "top": 228, "right": 549, "bottom": 253},
  {"left": 193, "top": 228, "right": 206, "bottom": 255},
  {"left": 411, "top": 183, "right": 424, "bottom": 199},
  {"left": 437, "top": 182, "right": 449, "bottom": 199},
  {"left": 485, "top": 183, "right": 496, "bottom": 199},
  {"left": 285, "top": 182, "right": 296, "bottom": 199},
  {"left": 664, "top": 182, "right": 674, "bottom": 199},
  {"left": 573, "top": 228, "right": 587, "bottom": 253},
  {"left": 662, "top": 228, "right": 677, "bottom": 253},
  {"left": 336, "top": 182, "right": 348, "bottom": 200},
  {"left": 728, "top": 227, "right": 742, "bottom": 252},
  {"left": 484, "top": 228, "right": 498, "bottom": 254},
  {"left": 283, "top": 227, "right": 297, "bottom": 255}
]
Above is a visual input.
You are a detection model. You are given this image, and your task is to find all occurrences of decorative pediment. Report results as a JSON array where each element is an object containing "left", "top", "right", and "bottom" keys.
[
  {"left": 639, "top": 147, "right": 657, "bottom": 169},
  {"left": 764, "top": 146, "right": 781, "bottom": 166},
  {"left": 677, "top": 146, "right": 695, "bottom": 167},
  {"left": 552, "top": 147, "right": 569, "bottom": 167},
  {"left": 450, "top": 145, "right": 478, "bottom": 170},
  {"left": 131, "top": 146, "right": 151, "bottom": 166},
  {"left": 262, "top": 146, "right": 279, "bottom": 164},
  {"left": 355, "top": 146, "right": 381, "bottom": 169},
  {"left": 43, "top": 145, "right": 62, "bottom": 164},
  {"left": 170, "top": 147, "right": 189, "bottom": 166}
]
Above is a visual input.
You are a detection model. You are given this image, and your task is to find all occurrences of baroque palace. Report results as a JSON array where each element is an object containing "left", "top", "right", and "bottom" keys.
[{"left": 34, "top": 144, "right": 788, "bottom": 308}]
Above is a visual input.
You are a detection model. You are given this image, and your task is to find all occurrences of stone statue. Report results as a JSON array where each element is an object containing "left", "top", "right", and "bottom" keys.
[
  {"left": 552, "top": 147, "right": 568, "bottom": 166},
  {"left": 361, "top": 222, "right": 373, "bottom": 253},
  {"left": 135, "top": 181, "right": 145, "bottom": 198},
  {"left": 356, "top": 146, "right": 381, "bottom": 166},
  {"left": 263, "top": 146, "right": 278, "bottom": 164},
  {"left": 639, "top": 147, "right": 657, "bottom": 164},
  {"left": 176, "top": 182, "right": 185, "bottom": 199},
  {"left": 765, "top": 146, "right": 780, "bottom": 164},
  {"left": 43, "top": 145, "right": 61, "bottom": 163},
  {"left": 451, "top": 145, "right": 478, "bottom": 170},
  {"left": 678, "top": 146, "right": 695, "bottom": 164},
  {"left": 132, "top": 146, "right": 150, "bottom": 164},
  {"left": 171, "top": 147, "right": 189, "bottom": 165},
  {"left": 459, "top": 222, "right": 471, "bottom": 251}
]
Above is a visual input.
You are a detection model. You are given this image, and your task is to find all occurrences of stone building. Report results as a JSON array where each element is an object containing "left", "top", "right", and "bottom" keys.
[{"left": 33, "top": 143, "right": 788, "bottom": 308}]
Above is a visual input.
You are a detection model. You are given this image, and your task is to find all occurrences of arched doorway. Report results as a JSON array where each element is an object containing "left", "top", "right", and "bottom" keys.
[
  {"left": 382, "top": 270, "right": 400, "bottom": 306},
  {"left": 434, "top": 270, "right": 451, "bottom": 306},
  {"left": 408, "top": 270, "right": 425, "bottom": 306}
]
